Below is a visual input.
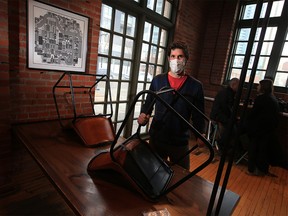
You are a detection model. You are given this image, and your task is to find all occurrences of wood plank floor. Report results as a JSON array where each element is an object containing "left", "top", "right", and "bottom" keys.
[{"left": 0, "top": 143, "right": 287, "bottom": 215}]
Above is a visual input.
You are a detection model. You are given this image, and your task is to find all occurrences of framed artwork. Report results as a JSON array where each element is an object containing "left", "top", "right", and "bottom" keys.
[{"left": 27, "top": 0, "right": 89, "bottom": 72}]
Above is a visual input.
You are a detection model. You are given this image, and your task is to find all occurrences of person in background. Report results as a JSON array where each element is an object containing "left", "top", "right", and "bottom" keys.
[
  {"left": 210, "top": 78, "right": 239, "bottom": 152},
  {"left": 246, "top": 79, "right": 280, "bottom": 176},
  {"left": 137, "top": 41, "right": 206, "bottom": 170}
]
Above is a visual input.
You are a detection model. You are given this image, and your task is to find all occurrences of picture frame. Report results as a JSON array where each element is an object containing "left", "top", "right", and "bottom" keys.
[{"left": 27, "top": 0, "right": 89, "bottom": 72}]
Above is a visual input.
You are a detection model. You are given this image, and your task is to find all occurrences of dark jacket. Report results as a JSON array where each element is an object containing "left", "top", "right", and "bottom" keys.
[
  {"left": 210, "top": 85, "right": 235, "bottom": 125},
  {"left": 247, "top": 93, "right": 280, "bottom": 136},
  {"left": 141, "top": 73, "right": 205, "bottom": 142}
]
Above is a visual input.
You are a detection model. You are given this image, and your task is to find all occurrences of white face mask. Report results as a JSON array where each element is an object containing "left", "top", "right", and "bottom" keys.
[{"left": 169, "top": 59, "right": 186, "bottom": 75}]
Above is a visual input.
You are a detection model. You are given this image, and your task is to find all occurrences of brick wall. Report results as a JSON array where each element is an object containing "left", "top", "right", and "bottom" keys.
[{"left": 8, "top": 0, "right": 101, "bottom": 123}]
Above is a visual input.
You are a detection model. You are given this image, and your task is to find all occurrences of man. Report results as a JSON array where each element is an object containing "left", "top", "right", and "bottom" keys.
[
  {"left": 210, "top": 78, "right": 239, "bottom": 152},
  {"left": 137, "top": 41, "right": 205, "bottom": 170}
]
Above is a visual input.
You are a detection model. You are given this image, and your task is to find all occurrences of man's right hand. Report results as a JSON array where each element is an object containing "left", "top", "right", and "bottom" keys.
[{"left": 137, "top": 113, "right": 150, "bottom": 126}]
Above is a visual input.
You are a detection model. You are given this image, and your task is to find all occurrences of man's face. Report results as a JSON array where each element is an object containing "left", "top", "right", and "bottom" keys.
[{"left": 169, "top": 48, "right": 186, "bottom": 63}]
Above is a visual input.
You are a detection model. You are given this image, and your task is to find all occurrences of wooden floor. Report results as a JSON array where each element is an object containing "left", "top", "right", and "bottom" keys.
[{"left": 0, "top": 143, "right": 287, "bottom": 215}]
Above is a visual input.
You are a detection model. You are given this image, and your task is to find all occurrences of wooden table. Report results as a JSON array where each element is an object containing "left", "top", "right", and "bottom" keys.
[{"left": 13, "top": 120, "right": 239, "bottom": 216}]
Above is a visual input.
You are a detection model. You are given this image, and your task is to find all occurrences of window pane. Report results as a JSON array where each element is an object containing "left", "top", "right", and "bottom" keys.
[
  {"left": 164, "top": 1, "right": 172, "bottom": 19},
  {"left": 233, "top": 55, "right": 244, "bottom": 67},
  {"left": 111, "top": 58, "right": 120, "bottom": 80},
  {"left": 127, "top": 15, "right": 136, "bottom": 37},
  {"left": 243, "top": 4, "right": 256, "bottom": 20},
  {"left": 149, "top": 45, "right": 157, "bottom": 64},
  {"left": 239, "top": 28, "right": 251, "bottom": 41},
  {"left": 110, "top": 82, "right": 118, "bottom": 101},
  {"left": 156, "top": 66, "right": 163, "bottom": 76},
  {"left": 141, "top": 43, "right": 149, "bottom": 61},
  {"left": 274, "top": 72, "right": 288, "bottom": 87},
  {"left": 120, "top": 82, "right": 129, "bottom": 100},
  {"left": 98, "top": 31, "right": 110, "bottom": 55},
  {"left": 112, "top": 35, "right": 123, "bottom": 57},
  {"left": 97, "top": 57, "right": 108, "bottom": 75},
  {"left": 235, "top": 42, "right": 247, "bottom": 54},
  {"left": 264, "top": 27, "right": 277, "bottom": 40},
  {"left": 152, "top": 26, "right": 160, "bottom": 44},
  {"left": 124, "top": 38, "right": 134, "bottom": 59},
  {"left": 118, "top": 103, "right": 127, "bottom": 121},
  {"left": 157, "top": 47, "right": 165, "bottom": 64},
  {"left": 138, "top": 63, "right": 146, "bottom": 81},
  {"left": 114, "top": 10, "right": 125, "bottom": 33},
  {"left": 143, "top": 22, "right": 152, "bottom": 42},
  {"left": 123, "top": 60, "right": 131, "bottom": 80},
  {"left": 282, "top": 42, "right": 288, "bottom": 56},
  {"left": 100, "top": 4, "right": 112, "bottom": 30},
  {"left": 270, "top": 0, "right": 284, "bottom": 17},
  {"left": 156, "top": 0, "right": 164, "bottom": 15},
  {"left": 277, "top": 57, "right": 288, "bottom": 71},
  {"left": 94, "top": 82, "right": 106, "bottom": 102},
  {"left": 160, "top": 29, "right": 168, "bottom": 46},
  {"left": 260, "top": 42, "right": 273, "bottom": 55},
  {"left": 147, "top": 0, "right": 155, "bottom": 10},
  {"left": 257, "top": 56, "right": 269, "bottom": 70}
]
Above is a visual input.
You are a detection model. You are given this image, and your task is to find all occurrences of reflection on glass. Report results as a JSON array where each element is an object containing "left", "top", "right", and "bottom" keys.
[
  {"left": 114, "top": 10, "right": 125, "bottom": 34},
  {"left": 141, "top": 43, "right": 149, "bottom": 61},
  {"left": 100, "top": 4, "right": 112, "bottom": 29},
  {"left": 123, "top": 60, "right": 131, "bottom": 80},
  {"left": 124, "top": 38, "right": 134, "bottom": 59},
  {"left": 112, "top": 35, "right": 123, "bottom": 57},
  {"left": 120, "top": 82, "right": 129, "bottom": 100},
  {"left": 143, "top": 22, "right": 152, "bottom": 42},
  {"left": 127, "top": 15, "right": 136, "bottom": 37},
  {"left": 98, "top": 31, "right": 110, "bottom": 55}
]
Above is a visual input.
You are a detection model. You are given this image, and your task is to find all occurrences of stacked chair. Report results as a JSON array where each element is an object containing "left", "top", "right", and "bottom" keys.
[{"left": 87, "top": 88, "right": 216, "bottom": 201}]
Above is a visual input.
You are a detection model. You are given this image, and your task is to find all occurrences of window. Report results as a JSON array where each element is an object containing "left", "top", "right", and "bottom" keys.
[
  {"left": 228, "top": 0, "right": 288, "bottom": 90},
  {"left": 95, "top": 0, "right": 176, "bottom": 137}
]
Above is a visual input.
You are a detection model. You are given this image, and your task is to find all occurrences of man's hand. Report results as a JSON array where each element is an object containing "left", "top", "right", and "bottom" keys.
[{"left": 137, "top": 113, "right": 150, "bottom": 126}]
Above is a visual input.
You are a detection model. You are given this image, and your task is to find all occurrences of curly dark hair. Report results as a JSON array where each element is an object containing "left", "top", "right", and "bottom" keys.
[{"left": 167, "top": 41, "right": 189, "bottom": 60}]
